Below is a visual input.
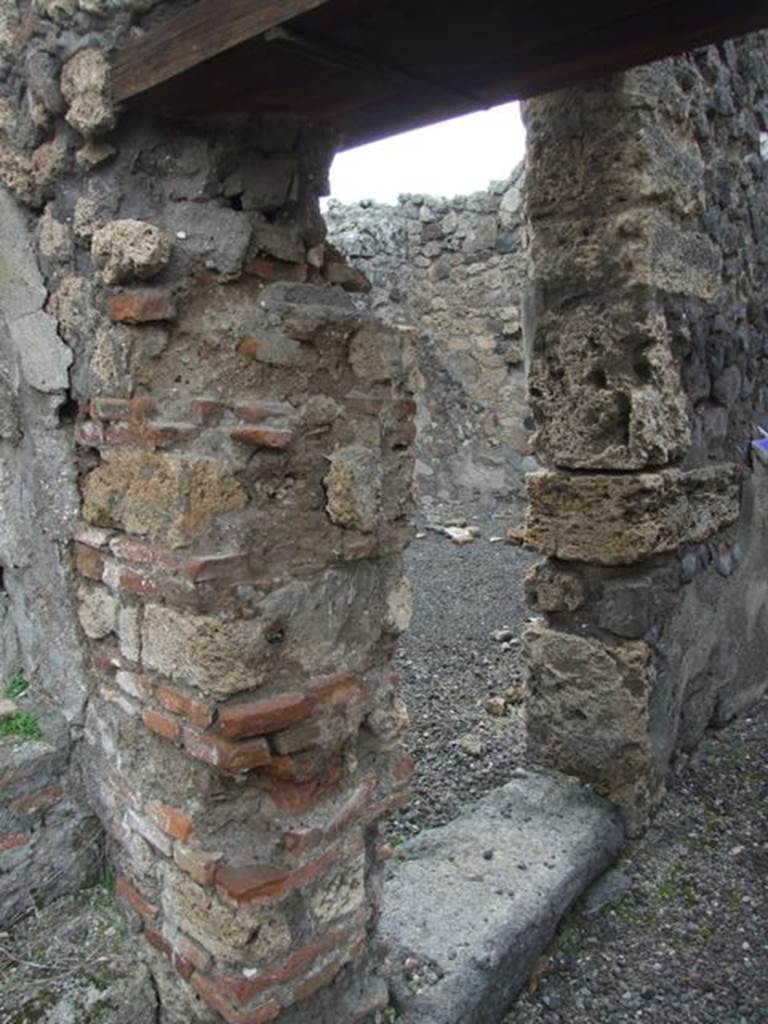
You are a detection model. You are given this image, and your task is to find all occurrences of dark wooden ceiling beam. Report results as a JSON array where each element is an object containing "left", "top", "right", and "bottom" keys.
[
  {"left": 112, "top": 0, "right": 768, "bottom": 149},
  {"left": 111, "top": 0, "right": 333, "bottom": 101}
]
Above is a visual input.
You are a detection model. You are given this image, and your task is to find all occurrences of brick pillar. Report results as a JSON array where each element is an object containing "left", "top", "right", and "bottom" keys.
[
  {"left": 521, "top": 36, "right": 768, "bottom": 834},
  {"left": 64, "top": 120, "right": 415, "bottom": 1022},
  {"left": 76, "top": 285, "right": 416, "bottom": 1020}
]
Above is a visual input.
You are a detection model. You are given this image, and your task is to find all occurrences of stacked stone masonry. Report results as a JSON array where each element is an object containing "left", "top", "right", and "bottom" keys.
[
  {"left": 326, "top": 167, "right": 530, "bottom": 520},
  {"left": 0, "top": 0, "right": 766, "bottom": 1020},
  {"left": 0, "top": 3, "right": 414, "bottom": 1022},
  {"left": 523, "top": 33, "right": 768, "bottom": 834}
]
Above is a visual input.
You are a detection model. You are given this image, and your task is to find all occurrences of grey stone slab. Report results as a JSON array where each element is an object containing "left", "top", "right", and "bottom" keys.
[{"left": 380, "top": 771, "right": 624, "bottom": 1024}]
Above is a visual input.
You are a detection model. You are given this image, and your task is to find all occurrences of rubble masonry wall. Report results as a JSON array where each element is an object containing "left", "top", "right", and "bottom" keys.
[
  {"left": 0, "top": 3, "right": 414, "bottom": 1022},
  {"left": 325, "top": 168, "right": 529, "bottom": 522},
  {"left": 0, "top": 1, "right": 766, "bottom": 1020}
]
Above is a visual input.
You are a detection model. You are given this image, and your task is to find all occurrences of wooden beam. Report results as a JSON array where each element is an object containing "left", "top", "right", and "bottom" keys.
[
  {"left": 336, "top": 1, "right": 768, "bottom": 148},
  {"left": 111, "top": 0, "right": 333, "bottom": 102}
]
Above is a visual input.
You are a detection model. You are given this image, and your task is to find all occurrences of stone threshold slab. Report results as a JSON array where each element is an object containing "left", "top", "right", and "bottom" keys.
[{"left": 380, "top": 771, "right": 624, "bottom": 1023}]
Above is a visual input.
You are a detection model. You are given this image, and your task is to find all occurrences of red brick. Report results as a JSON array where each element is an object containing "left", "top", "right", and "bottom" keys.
[
  {"left": 214, "top": 863, "right": 290, "bottom": 903},
  {"left": 190, "top": 973, "right": 280, "bottom": 1024},
  {"left": 271, "top": 720, "right": 326, "bottom": 756},
  {"left": 173, "top": 843, "right": 223, "bottom": 886},
  {"left": 73, "top": 521, "right": 113, "bottom": 548},
  {"left": 74, "top": 542, "right": 106, "bottom": 582},
  {"left": 262, "top": 750, "right": 344, "bottom": 814},
  {"left": 175, "top": 931, "right": 212, "bottom": 974},
  {"left": 293, "top": 956, "right": 345, "bottom": 1003},
  {"left": 156, "top": 684, "right": 213, "bottom": 729},
  {"left": 109, "top": 536, "right": 179, "bottom": 570},
  {"left": 234, "top": 401, "right": 293, "bottom": 423},
  {"left": 144, "top": 926, "right": 173, "bottom": 960},
  {"left": 105, "top": 420, "right": 199, "bottom": 450},
  {"left": 142, "top": 706, "right": 182, "bottom": 743},
  {"left": 184, "top": 554, "right": 252, "bottom": 585},
  {"left": 218, "top": 693, "right": 312, "bottom": 740},
  {"left": 230, "top": 427, "right": 294, "bottom": 450},
  {"left": 327, "top": 779, "right": 377, "bottom": 839},
  {"left": 116, "top": 875, "right": 158, "bottom": 921},
  {"left": 182, "top": 727, "right": 271, "bottom": 773},
  {"left": 99, "top": 685, "right": 140, "bottom": 717},
  {"left": 237, "top": 338, "right": 269, "bottom": 360},
  {"left": 282, "top": 826, "right": 324, "bottom": 858},
  {"left": 0, "top": 753, "right": 54, "bottom": 791},
  {"left": 108, "top": 288, "right": 176, "bottom": 324},
  {"left": 0, "top": 832, "right": 29, "bottom": 853},
  {"left": 116, "top": 566, "right": 163, "bottom": 601},
  {"left": 262, "top": 750, "right": 328, "bottom": 784},
  {"left": 215, "top": 919, "right": 363, "bottom": 1003},
  {"left": 191, "top": 399, "right": 227, "bottom": 425},
  {"left": 144, "top": 928, "right": 197, "bottom": 980},
  {"left": 263, "top": 779, "right": 325, "bottom": 816},
  {"left": 242, "top": 256, "right": 308, "bottom": 282},
  {"left": 11, "top": 784, "right": 63, "bottom": 816},
  {"left": 308, "top": 672, "right": 366, "bottom": 711},
  {"left": 145, "top": 800, "right": 195, "bottom": 841}
]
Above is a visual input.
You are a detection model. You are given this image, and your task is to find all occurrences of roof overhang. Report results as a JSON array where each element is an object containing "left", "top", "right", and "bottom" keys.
[{"left": 111, "top": 0, "right": 768, "bottom": 149}]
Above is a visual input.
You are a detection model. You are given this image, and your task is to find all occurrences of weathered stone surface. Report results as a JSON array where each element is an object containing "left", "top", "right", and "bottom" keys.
[
  {"left": 9, "top": 308, "right": 73, "bottom": 393},
  {"left": 165, "top": 870, "right": 293, "bottom": 964},
  {"left": 525, "top": 465, "right": 740, "bottom": 565},
  {"left": 324, "top": 445, "right": 381, "bottom": 533},
  {"left": 165, "top": 201, "right": 251, "bottom": 278},
  {"left": 381, "top": 773, "right": 624, "bottom": 1023},
  {"left": 91, "top": 220, "right": 172, "bottom": 284},
  {"left": 524, "top": 560, "right": 586, "bottom": 613},
  {"left": 523, "top": 621, "right": 659, "bottom": 833},
  {"left": 82, "top": 450, "right": 248, "bottom": 548},
  {"left": 527, "top": 303, "right": 691, "bottom": 470},
  {"left": 77, "top": 583, "right": 117, "bottom": 639},
  {"left": 142, "top": 605, "right": 264, "bottom": 696},
  {"left": 60, "top": 47, "right": 115, "bottom": 137}
]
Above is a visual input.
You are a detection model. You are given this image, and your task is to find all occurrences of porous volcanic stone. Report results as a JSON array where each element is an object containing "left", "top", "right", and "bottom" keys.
[{"left": 380, "top": 772, "right": 623, "bottom": 1024}]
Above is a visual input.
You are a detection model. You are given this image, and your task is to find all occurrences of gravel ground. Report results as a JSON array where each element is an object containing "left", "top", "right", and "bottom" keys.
[
  {"left": 3, "top": 530, "right": 766, "bottom": 1024},
  {"left": 387, "top": 524, "right": 538, "bottom": 840},
  {"left": 392, "top": 528, "right": 768, "bottom": 1024},
  {"left": 0, "top": 886, "right": 157, "bottom": 1024},
  {"left": 504, "top": 693, "right": 768, "bottom": 1024}
]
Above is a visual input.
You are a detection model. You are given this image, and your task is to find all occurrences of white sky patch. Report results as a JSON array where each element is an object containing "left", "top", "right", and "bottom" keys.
[{"left": 327, "top": 100, "right": 526, "bottom": 205}]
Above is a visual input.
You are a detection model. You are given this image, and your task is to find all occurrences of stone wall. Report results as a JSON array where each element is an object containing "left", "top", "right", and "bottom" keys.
[
  {"left": 326, "top": 167, "right": 529, "bottom": 521},
  {"left": 0, "top": 3, "right": 414, "bottom": 1022},
  {"left": 522, "top": 32, "right": 768, "bottom": 834},
  {"left": 1, "top": 0, "right": 767, "bottom": 1019}
]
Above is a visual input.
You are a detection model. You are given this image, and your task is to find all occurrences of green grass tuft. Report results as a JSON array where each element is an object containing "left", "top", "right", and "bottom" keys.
[
  {"left": 0, "top": 710, "right": 42, "bottom": 741},
  {"left": 4, "top": 672, "right": 28, "bottom": 700}
]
